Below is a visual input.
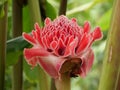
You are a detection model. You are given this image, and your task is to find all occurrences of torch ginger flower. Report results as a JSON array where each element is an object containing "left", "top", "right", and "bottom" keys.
[{"left": 23, "top": 15, "right": 102, "bottom": 79}]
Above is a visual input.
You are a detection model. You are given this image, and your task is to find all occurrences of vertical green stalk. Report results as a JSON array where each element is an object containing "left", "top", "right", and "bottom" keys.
[
  {"left": 0, "top": 2, "right": 8, "bottom": 90},
  {"left": 98, "top": 0, "right": 120, "bottom": 90},
  {"left": 51, "top": 79, "right": 56, "bottom": 90},
  {"left": 55, "top": 73, "right": 70, "bottom": 90},
  {"left": 116, "top": 69, "right": 120, "bottom": 90},
  {"left": 12, "top": 0, "right": 23, "bottom": 90},
  {"left": 28, "top": 0, "right": 49, "bottom": 90},
  {"left": 28, "top": 0, "right": 42, "bottom": 26},
  {"left": 59, "top": 0, "right": 67, "bottom": 15},
  {"left": 37, "top": 67, "right": 50, "bottom": 90}
]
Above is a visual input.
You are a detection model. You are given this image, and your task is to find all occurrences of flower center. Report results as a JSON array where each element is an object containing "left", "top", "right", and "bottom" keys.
[{"left": 59, "top": 58, "right": 82, "bottom": 77}]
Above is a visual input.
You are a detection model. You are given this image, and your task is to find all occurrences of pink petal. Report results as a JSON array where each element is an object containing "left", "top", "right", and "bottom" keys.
[
  {"left": 34, "top": 23, "right": 41, "bottom": 33},
  {"left": 37, "top": 56, "right": 60, "bottom": 78},
  {"left": 24, "top": 48, "right": 65, "bottom": 78},
  {"left": 79, "top": 49, "right": 94, "bottom": 77},
  {"left": 32, "top": 30, "right": 37, "bottom": 39},
  {"left": 84, "top": 21, "right": 90, "bottom": 33},
  {"left": 55, "top": 39, "right": 66, "bottom": 56},
  {"left": 64, "top": 37, "right": 78, "bottom": 57},
  {"left": 24, "top": 47, "right": 50, "bottom": 60},
  {"left": 76, "top": 34, "right": 92, "bottom": 54},
  {"left": 50, "top": 41, "right": 58, "bottom": 50},
  {"left": 22, "top": 32, "right": 36, "bottom": 45},
  {"left": 91, "top": 27, "right": 103, "bottom": 41},
  {"left": 71, "top": 18, "right": 77, "bottom": 22},
  {"left": 45, "top": 18, "right": 51, "bottom": 25}
]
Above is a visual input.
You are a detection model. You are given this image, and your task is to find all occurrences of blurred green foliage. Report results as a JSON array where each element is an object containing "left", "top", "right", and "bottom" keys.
[{"left": 5, "top": 0, "right": 113, "bottom": 90}]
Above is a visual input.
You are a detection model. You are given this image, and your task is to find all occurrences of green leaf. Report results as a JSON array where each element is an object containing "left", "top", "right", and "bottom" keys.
[
  {"left": 67, "top": 1, "right": 94, "bottom": 16},
  {"left": 23, "top": 60, "right": 38, "bottom": 83},
  {"left": 97, "top": 8, "right": 112, "bottom": 31},
  {"left": 6, "top": 36, "right": 30, "bottom": 66},
  {"left": 6, "top": 51, "right": 22, "bottom": 66},
  {"left": 7, "top": 36, "right": 30, "bottom": 52},
  {"left": 46, "top": 1, "right": 57, "bottom": 20}
]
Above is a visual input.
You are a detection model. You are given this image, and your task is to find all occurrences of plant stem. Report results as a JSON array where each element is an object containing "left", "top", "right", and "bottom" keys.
[
  {"left": 0, "top": 2, "right": 8, "bottom": 90},
  {"left": 28, "top": 0, "right": 42, "bottom": 26},
  {"left": 116, "top": 69, "right": 120, "bottom": 90},
  {"left": 98, "top": 0, "right": 120, "bottom": 90},
  {"left": 55, "top": 73, "right": 70, "bottom": 90},
  {"left": 39, "top": 0, "right": 46, "bottom": 20},
  {"left": 51, "top": 79, "right": 57, "bottom": 90},
  {"left": 59, "top": 0, "right": 67, "bottom": 15},
  {"left": 28, "top": 0, "right": 50, "bottom": 90},
  {"left": 37, "top": 67, "right": 50, "bottom": 90},
  {"left": 12, "top": 0, "right": 23, "bottom": 90}
]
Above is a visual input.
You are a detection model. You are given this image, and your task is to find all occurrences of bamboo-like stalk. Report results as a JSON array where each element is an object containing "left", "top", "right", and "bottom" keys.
[
  {"left": 12, "top": 0, "right": 23, "bottom": 90},
  {"left": 28, "top": 0, "right": 49, "bottom": 90},
  {"left": 59, "top": 0, "right": 67, "bottom": 15},
  {"left": 98, "top": 0, "right": 120, "bottom": 90},
  {"left": 0, "top": 2, "right": 8, "bottom": 90},
  {"left": 37, "top": 67, "right": 50, "bottom": 90},
  {"left": 28, "top": 0, "right": 42, "bottom": 26},
  {"left": 116, "top": 69, "right": 120, "bottom": 90}
]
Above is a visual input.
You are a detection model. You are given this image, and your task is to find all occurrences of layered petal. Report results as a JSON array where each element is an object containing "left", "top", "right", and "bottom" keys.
[
  {"left": 24, "top": 47, "right": 50, "bottom": 67},
  {"left": 79, "top": 48, "right": 94, "bottom": 77},
  {"left": 24, "top": 48, "right": 65, "bottom": 78},
  {"left": 23, "top": 15, "right": 102, "bottom": 79}
]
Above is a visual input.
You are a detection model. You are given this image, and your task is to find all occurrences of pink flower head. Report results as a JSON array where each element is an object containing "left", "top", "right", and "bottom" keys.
[{"left": 23, "top": 15, "right": 102, "bottom": 79}]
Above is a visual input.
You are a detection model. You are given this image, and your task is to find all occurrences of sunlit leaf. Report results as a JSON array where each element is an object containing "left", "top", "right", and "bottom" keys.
[
  {"left": 67, "top": 1, "right": 94, "bottom": 16},
  {"left": 46, "top": 1, "right": 57, "bottom": 20},
  {"left": 97, "top": 8, "right": 112, "bottom": 31}
]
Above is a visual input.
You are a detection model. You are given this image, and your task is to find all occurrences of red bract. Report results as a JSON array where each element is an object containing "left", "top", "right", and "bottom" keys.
[{"left": 23, "top": 15, "right": 102, "bottom": 79}]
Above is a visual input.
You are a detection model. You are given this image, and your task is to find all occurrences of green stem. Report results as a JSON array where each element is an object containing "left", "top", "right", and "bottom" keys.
[
  {"left": 0, "top": 2, "right": 8, "bottom": 90},
  {"left": 116, "top": 68, "right": 120, "bottom": 90},
  {"left": 51, "top": 79, "right": 57, "bottom": 90},
  {"left": 55, "top": 73, "right": 70, "bottom": 90},
  {"left": 28, "top": 0, "right": 42, "bottom": 26},
  {"left": 12, "top": 0, "right": 23, "bottom": 90},
  {"left": 28, "top": 0, "right": 49, "bottom": 90},
  {"left": 98, "top": 0, "right": 120, "bottom": 90},
  {"left": 37, "top": 67, "right": 50, "bottom": 90},
  {"left": 59, "top": 0, "right": 67, "bottom": 15}
]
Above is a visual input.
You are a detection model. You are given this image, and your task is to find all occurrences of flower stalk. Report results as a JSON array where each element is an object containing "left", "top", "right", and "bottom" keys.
[
  {"left": 55, "top": 73, "right": 70, "bottom": 90},
  {"left": 0, "top": 2, "right": 8, "bottom": 90},
  {"left": 98, "top": 0, "right": 120, "bottom": 90}
]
